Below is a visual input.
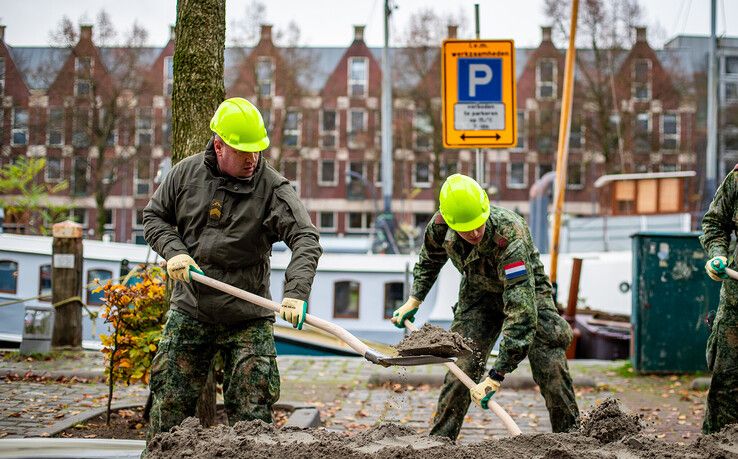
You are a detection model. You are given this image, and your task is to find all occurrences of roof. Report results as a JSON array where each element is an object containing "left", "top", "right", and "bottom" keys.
[{"left": 594, "top": 171, "right": 697, "bottom": 188}]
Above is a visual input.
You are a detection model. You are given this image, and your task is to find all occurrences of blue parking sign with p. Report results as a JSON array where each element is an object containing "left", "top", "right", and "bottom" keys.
[{"left": 458, "top": 58, "right": 502, "bottom": 103}]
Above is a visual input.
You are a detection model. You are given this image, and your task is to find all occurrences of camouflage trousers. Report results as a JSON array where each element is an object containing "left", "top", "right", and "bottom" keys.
[
  {"left": 147, "top": 309, "right": 280, "bottom": 441},
  {"left": 702, "top": 282, "right": 738, "bottom": 434},
  {"left": 430, "top": 296, "right": 579, "bottom": 440}
]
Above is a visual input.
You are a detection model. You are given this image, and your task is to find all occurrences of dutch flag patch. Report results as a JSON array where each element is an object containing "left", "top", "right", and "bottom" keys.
[{"left": 503, "top": 261, "right": 527, "bottom": 281}]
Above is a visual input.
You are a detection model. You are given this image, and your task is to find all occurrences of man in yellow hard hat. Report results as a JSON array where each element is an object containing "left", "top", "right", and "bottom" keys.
[
  {"left": 392, "top": 173, "right": 579, "bottom": 440},
  {"left": 143, "top": 97, "right": 322, "bottom": 440}
]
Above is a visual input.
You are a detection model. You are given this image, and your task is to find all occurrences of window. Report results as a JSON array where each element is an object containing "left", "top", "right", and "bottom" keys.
[
  {"left": 384, "top": 282, "right": 404, "bottom": 319},
  {"left": 440, "top": 161, "right": 459, "bottom": 178},
  {"left": 662, "top": 113, "right": 679, "bottom": 150},
  {"left": 72, "top": 108, "right": 90, "bottom": 148},
  {"left": 47, "top": 107, "right": 64, "bottom": 146},
  {"left": 536, "top": 59, "right": 556, "bottom": 99},
  {"left": 103, "top": 209, "right": 114, "bottom": 231},
  {"left": 725, "top": 56, "right": 738, "bottom": 75},
  {"left": 320, "top": 110, "right": 338, "bottom": 149},
  {"left": 333, "top": 280, "right": 360, "bottom": 318},
  {"left": 348, "top": 109, "right": 366, "bottom": 148},
  {"left": 72, "top": 157, "right": 88, "bottom": 195},
  {"left": 256, "top": 57, "right": 274, "bottom": 97},
  {"left": 415, "top": 213, "right": 433, "bottom": 230},
  {"left": 281, "top": 159, "right": 299, "bottom": 192},
  {"left": 39, "top": 264, "right": 52, "bottom": 299},
  {"left": 75, "top": 57, "right": 92, "bottom": 97},
  {"left": 135, "top": 157, "right": 151, "bottom": 196},
  {"left": 69, "top": 208, "right": 88, "bottom": 227},
  {"left": 414, "top": 111, "right": 433, "bottom": 150},
  {"left": 12, "top": 108, "right": 28, "bottom": 146},
  {"left": 413, "top": 162, "right": 431, "bottom": 187},
  {"left": 569, "top": 120, "right": 583, "bottom": 149},
  {"left": 634, "top": 112, "right": 651, "bottom": 152},
  {"left": 45, "top": 157, "right": 63, "bottom": 182},
  {"left": 319, "top": 159, "right": 337, "bottom": 186},
  {"left": 660, "top": 164, "right": 678, "bottom": 172},
  {"left": 632, "top": 59, "right": 651, "bottom": 101},
  {"left": 347, "top": 212, "right": 373, "bottom": 232},
  {"left": 163, "top": 56, "right": 173, "bottom": 96},
  {"left": 725, "top": 82, "right": 738, "bottom": 104},
  {"left": 536, "top": 109, "right": 554, "bottom": 152},
  {"left": 318, "top": 212, "right": 336, "bottom": 231},
  {"left": 567, "top": 163, "right": 584, "bottom": 189},
  {"left": 283, "top": 110, "right": 301, "bottom": 147},
  {"left": 0, "top": 260, "right": 18, "bottom": 294},
  {"left": 537, "top": 163, "right": 553, "bottom": 179},
  {"left": 507, "top": 162, "right": 527, "bottom": 188},
  {"left": 162, "top": 107, "right": 172, "bottom": 148},
  {"left": 260, "top": 108, "right": 272, "bottom": 131},
  {"left": 348, "top": 57, "right": 368, "bottom": 97},
  {"left": 118, "top": 110, "right": 133, "bottom": 146},
  {"left": 515, "top": 110, "right": 526, "bottom": 149},
  {"left": 87, "top": 269, "right": 112, "bottom": 305},
  {"left": 136, "top": 107, "right": 153, "bottom": 146},
  {"left": 724, "top": 126, "right": 738, "bottom": 152},
  {"left": 132, "top": 209, "right": 146, "bottom": 245},
  {"left": 347, "top": 161, "right": 365, "bottom": 200},
  {"left": 0, "top": 58, "right": 5, "bottom": 95}
]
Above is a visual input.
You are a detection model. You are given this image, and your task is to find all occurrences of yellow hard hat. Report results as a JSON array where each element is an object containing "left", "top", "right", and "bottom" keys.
[
  {"left": 210, "top": 97, "right": 270, "bottom": 152},
  {"left": 439, "top": 174, "right": 490, "bottom": 232}
]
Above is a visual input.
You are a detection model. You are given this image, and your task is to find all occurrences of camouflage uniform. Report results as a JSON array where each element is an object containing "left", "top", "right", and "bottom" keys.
[
  {"left": 412, "top": 207, "right": 579, "bottom": 440},
  {"left": 699, "top": 168, "right": 738, "bottom": 434},
  {"left": 143, "top": 139, "right": 321, "bottom": 441}
]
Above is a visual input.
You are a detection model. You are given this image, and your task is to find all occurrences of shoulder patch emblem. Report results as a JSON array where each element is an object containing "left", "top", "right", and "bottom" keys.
[
  {"left": 434, "top": 213, "right": 447, "bottom": 225},
  {"left": 503, "top": 261, "right": 527, "bottom": 281}
]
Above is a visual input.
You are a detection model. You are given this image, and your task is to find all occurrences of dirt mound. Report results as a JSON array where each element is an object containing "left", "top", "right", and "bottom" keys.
[
  {"left": 580, "top": 397, "right": 642, "bottom": 443},
  {"left": 395, "top": 323, "right": 473, "bottom": 358},
  {"left": 144, "top": 408, "right": 738, "bottom": 459}
]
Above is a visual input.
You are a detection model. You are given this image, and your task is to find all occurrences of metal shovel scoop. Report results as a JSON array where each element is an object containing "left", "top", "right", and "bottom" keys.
[{"left": 190, "top": 271, "right": 453, "bottom": 367}]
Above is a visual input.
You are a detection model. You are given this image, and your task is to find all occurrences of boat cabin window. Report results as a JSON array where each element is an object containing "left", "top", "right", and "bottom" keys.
[
  {"left": 384, "top": 282, "right": 404, "bottom": 319},
  {"left": 87, "top": 269, "right": 113, "bottom": 305},
  {"left": 0, "top": 260, "right": 18, "bottom": 294},
  {"left": 39, "top": 264, "right": 52, "bottom": 299},
  {"left": 333, "top": 280, "right": 359, "bottom": 319}
]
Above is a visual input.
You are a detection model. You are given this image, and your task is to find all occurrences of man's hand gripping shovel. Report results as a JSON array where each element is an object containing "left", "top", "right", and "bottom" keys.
[
  {"left": 187, "top": 269, "right": 452, "bottom": 367},
  {"left": 403, "top": 319, "right": 522, "bottom": 436}
]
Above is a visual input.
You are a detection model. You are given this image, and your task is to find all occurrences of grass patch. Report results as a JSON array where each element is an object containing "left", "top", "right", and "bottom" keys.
[
  {"left": 0, "top": 349, "right": 87, "bottom": 362},
  {"left": 614, "top": 361, "right": 636, "bottom": 378}
]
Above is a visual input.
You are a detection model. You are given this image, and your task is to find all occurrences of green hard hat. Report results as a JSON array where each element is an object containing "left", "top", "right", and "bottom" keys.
[
  {"left": 210, "top": 97, "right": 270, "bottom": 152},
  {"left": 439, "top": 174, "right": 490, "bottom": 232}
]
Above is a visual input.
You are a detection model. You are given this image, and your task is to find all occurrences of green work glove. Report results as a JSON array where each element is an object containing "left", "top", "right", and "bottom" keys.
[
  {"left": 166, "top": 254, "right": 203, "bottom": 283},
  {"left": 280, "top": 297, "right": 307, "bottom": 330},
  {"left": 391, "top": 297, "right": 421, "bottom": 329},
  {"left": 705, "top": 256, "right": 729, "bottom": 282},
  {"left": 470, "top": 377, "right": 501, "bottom": 410}
]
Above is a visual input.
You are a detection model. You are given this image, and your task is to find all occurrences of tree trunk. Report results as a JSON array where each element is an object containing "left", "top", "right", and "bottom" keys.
[
  {"left": 172, "top": 0, "right": 226, "bottom": 427},
  {"left": 51, "top": 221, "right": 84, "bottom": 349},
  {"left": 172, "top": 0, "right": 226, "bottom": 164}
]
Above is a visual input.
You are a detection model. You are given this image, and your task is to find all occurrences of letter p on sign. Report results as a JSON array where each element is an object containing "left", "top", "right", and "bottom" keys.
[{"left": 458, "top": 58, "right": 503, "bottom": 103}]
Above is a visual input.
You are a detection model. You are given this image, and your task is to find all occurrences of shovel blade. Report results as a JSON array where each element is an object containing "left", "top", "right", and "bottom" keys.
[{"left": 377, "top": 355, "right": 455, "bottom": 366}]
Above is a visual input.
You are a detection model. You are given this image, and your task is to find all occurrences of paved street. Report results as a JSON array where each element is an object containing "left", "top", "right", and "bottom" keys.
[{"left": 0, "top": 351, "right": 707, "bottom": 444}]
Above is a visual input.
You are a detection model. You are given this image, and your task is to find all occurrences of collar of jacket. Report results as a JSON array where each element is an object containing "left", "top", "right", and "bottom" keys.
[{"left": 203, "top": 137, "right": 265, "bottom": 195}]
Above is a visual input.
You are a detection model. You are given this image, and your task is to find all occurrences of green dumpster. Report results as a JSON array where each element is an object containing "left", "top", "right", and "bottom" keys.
[{"left": 631, "top": 232, "right": 720, "bottom": 373}]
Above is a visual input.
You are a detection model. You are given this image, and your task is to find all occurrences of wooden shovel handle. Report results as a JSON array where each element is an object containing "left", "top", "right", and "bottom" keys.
[
  {"left": 190, "top": 272, "right": 371, "bottom": 357},
  {"left": 404, "top": 320, "right": 522, "bottom": 436},
  {"left": 725, "top": 267, "right": 738, "bottom": 281}
]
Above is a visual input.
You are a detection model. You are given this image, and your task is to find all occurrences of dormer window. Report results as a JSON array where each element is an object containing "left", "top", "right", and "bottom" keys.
[
  {"left": 536, "top": 59, "right": 556, "bottom": 100},
  {"left": 75, "top": 57, "right": 93, "bottom": 97},
  {"left": 348, "top": 57, "right": 368, "bottom": 97},
  {"left": 256, "top": 57, "right": 274, "bottom": 97},
  {"left": 633, "top": 59, "right": 651, "bottom": 101}
]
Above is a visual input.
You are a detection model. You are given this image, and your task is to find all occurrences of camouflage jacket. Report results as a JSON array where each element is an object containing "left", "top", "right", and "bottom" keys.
[
  {"left": 411, "top": 206, "right": 557, "bottom": 373},
  {"left": 143, "top": 138, "right": 322, "bottom": 325},
  {"left": 701, "top": 168, "right": 738, "bottom": 260}
]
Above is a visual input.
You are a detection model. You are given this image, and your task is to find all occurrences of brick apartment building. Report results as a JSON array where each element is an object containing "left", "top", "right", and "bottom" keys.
[{"left": 0, "top": 23, "right": 719, "bottom": 244}]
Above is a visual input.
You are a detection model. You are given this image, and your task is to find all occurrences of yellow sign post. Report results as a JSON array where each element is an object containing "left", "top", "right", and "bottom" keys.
[{"left": 442, "top": 40, "right": 517, "bottom": 149}]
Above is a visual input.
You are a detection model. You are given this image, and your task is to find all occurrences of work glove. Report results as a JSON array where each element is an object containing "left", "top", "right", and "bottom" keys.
[
  {"left": 166, "top": 254, "right": 203, "bottom": 283},
  {"left": 705, "top": 256, "right": 729, "bottom": 282},
  {"left": 391, "top": 297, "right": 421, "bottom": 329},
  {"left": 470, "top": 377, "right": 501, "bottom": 409},
  {"left": 280, "top": 297, "right": 307, "bottom": 330}
]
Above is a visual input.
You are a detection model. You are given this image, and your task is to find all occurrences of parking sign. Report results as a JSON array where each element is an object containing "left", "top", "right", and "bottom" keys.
[{"left": 442, "top": 40, "right": 517, "bottom": 148}]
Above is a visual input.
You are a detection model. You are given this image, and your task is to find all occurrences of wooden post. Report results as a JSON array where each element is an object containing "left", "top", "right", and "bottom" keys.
[
  {"left": 564, "top": 258, "right": 583, "bottom": 359},
  {"left": 51, "top": 220, "right": 84, "bottom": 349}
]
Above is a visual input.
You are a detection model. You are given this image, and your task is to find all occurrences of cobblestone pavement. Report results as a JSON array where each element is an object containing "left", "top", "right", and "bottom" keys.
[{"left": 0, "top": 351, "right": 708, "bottom": 444}]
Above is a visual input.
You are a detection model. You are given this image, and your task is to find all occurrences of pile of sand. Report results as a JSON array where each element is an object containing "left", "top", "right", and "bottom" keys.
[
  {"left": 394, "top": 323, "right": 473, "bottom": 358},
  {"left": 144, "top": 399, "right": 738, "bottom": 459}
]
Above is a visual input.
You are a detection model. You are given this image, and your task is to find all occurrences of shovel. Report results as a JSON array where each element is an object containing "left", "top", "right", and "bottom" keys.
[
  {"left": 189, "top": 271, "right": 453, "bottom": 367},
  {"left": 724, "top": 266, "right": 738, "bottom": 280},
  {"left": 404, "top": 320, "right": 522, "bottom": 436}
]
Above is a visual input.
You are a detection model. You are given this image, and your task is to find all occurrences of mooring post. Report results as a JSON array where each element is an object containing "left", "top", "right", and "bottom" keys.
[{"left": 51, "top": 220, "right": 84, "bottom": 349}]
